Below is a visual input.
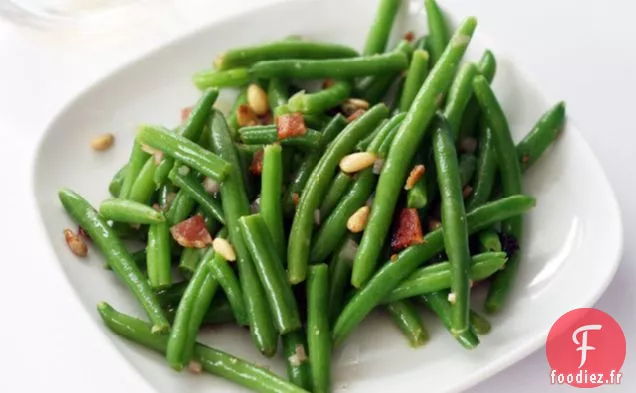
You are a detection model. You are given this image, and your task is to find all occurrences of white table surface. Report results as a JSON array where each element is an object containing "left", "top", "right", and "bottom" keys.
[{"left": 0, "top": 0, "right": 632, "bottom": 391}]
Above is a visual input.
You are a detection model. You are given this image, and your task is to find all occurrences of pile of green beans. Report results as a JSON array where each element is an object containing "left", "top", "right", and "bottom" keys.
[{"left": 57, "top": 1, "right": 566, "bottom": 391}]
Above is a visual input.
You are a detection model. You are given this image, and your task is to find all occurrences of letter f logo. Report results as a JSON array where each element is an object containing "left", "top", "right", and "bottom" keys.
[{"left": 572, "top": 324, "right": 602, "bottom": 368}]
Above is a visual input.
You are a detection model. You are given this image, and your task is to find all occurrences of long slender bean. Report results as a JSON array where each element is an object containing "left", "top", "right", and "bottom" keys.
[
  {"left": 420, "top": 291, "right": 479, "bottom": 349},
  {"left": 357, "top": 40, "right": 413, "bottom": 104},
  {"left": 97, "top": 304, "right": 307, "bottom": 393},
  {"left": 517, "top": 101, "right": 566, "bottom": 171},
  {"left": 457, "top": 49, "right": 497, "bottom": 142},
  {"left": 146, "top": 221, "right": 172, "bottom": 289},
  {"left": 332, "top": 195, "right": 535, "bottom": 345},
  {"left": 211, "top": 110, "right": 278, "bottom": 356},
  {"left": 165, "top": 188, "right": 197, "bottom": 226},
  {"left": 459, "top": 153, "right": 477, "bottom": 186},
  {"left": 445, "top": 63, "right": 479, "bottom": 138},
  {"left": 208, "top": 249, "right": 249, "bottom": 327},
  {"left": 328, "top": 236, "right": 356, "bottom": 324},
  {"left": 363, "top": 0, "right": 401, "bottom": 55},
  {"left": 260, "top": 144, "right": 286, "bottom": 261},
  {"left": 288, "top": 104, "right": 388, "bottom": 284},
  {"left": 120, "top": 142, "right": 150, "bottom": 199},
  {"left": 385, "top": 300, "right": 429, "bottom": 347},
  {"left": 470, "top": 310, "right": 492, "bottom": 335},
  {"left": 227, "top": 87, "right": 248, "bottom": 138},
  {"left": 307, "top": 264, "right": 331, "bottom": 393},
  {"left": 472, "top": 76, "right": 524, "bottom": 313},
  {"left": 239, "top": 214, "right": 301, "bottom": 334},
  {"left": 478, "top": 228, "right": 501, "bottom": 252},
  {"left": 178, "top": 246, "right": 205, "bottom": 279},
  {"left": 137, "top": 125, "right": 230, "bottom": 181},
  {"left": 128, "top": 157, "right": 158, "bottom": 204},
  {"left": 99, "top": 198, "right": 165, "bottom": 224},
  {"left": 193, "top": 68, "right": 251, "bottom": 89},
  {"left": 108, "top": 164, "right": 127, "bottom": 197},
  {"left": 319, "top": 172, "right": 353, "bottom": 218},
  {"left": 351, "top": 18, "right": 478, "bottom": 288},
  {"left": 216, "top": 40, "right": 359, "bottom": 70},
  {"left": 282, "top": 331, "right": 312, "bottom": 390},
  {"left": 287, "top": 81, "right": 351, "bottom": 114},
  {"left": 168, "top": 168, "right": 225, "bottom": 224},
  {"left": 466, "top": 117, "right": 497, "bottom": 210},
  {"left": 399, "top": 49, "right": 430, "bottom": 112},
  {"left": 268, "top": 78, "right": 289, "bottom": 116},
  {"left": 58, "top": 189, "right": 168, "bottom": 332},
  {"left": 424, "top": 0, "right": 450, "bottom": 64},
  {"left": 249, "top": 52, "right": 408, "bottom": 80},
  {"left": 239, "top": 125, "right": 321, "bottom": 150}
]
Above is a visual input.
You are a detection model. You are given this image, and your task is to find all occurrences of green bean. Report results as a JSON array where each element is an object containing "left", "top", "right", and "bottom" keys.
[
  {"left": 424, "top": 0, "right": 451, "bottom": 64},
  {"left": 302, "top": 113, "right": 331, "bottom": 130},
  {"left": 249, "top": 52, "right": 408, "bottom": 80},
  {"left": 406, "top": 149, "right": 429, "bottom": 209},
  {"left": 398, "top": 49, "right": 430, "bottom": 112},
  {"left": 459, "top": 153, "right": 477, "bottom": 186},
  {"left": 97, "top": 304, "right": 308, "bottom": 393},
  {"left": 383, "top": 252, "right": 507, "bottom": 303},
  {"left": 193, "top": 68, "right": 251, "bottom": 89},
  {"left": 211, "top": 110, "right": 278, "bottom": 356},
  {"left": 208, "top": 249, "right": 249, "bottom": 327},
  {"left": 128, "top": 157, "right": 158, "bottom": 204},
  {"left": 178, "top": 246, "right": 205, "bottom": 279},
  {"left": 357, "top": 40, "right": 413, "bottom": 104},
  {"left": 58, "top": 189, "right": 168, "bottom": 332},
  {"left": 260, "top": 144, "right": 286, "bottom": 261},
  {"left": 216, "top": 40, "right": 359, "bottom": 70},
  {"left": 99, "top": 198, "right": 165, "bottom": 224},
  {"left": 153, "top": 90, "right": 219, "bottom": 187},
  {"left": 268, "top": 78, "right": 289, "bottom": 116},
  {"left": 319, "top": 172, "right": 353, "bottom": 218},
  {"left": 227, "top": 87, "right": 249, "bottom": 138},
  {"left": 466, "top": 117, "right": 497, "bottom": 210},
  {"left": 478, "top": 229, "right": 501, "bottom": 252},
  {"left": 137, "top": 125, "right": 230, "bottom": 181},
  {"left": 239, "top": 214, "right": 301, "bottom": 334},
  {"left": 282, "top": 331, "right": 312, "bottom": 390},
  {"left": 351, "top": 18, "right": 478, "bottom": 288},
  {"left": 167, "top": 247, "right": 219, "bottom": 370},
  {"left": 420, "top": 291, "right": 479, "bottom": 349},
  {"left": 287, "top": 80, "right": 351, "bottom": 114},
  {"left": 146, "top": 221, "right": 172, "bottom": 289},
  {"left": 168, "top": 168, "right": 225, "bottom": 224},
  {"left": 120, "top": 142, "right": 150, "bottom": 199},
  {"left": 386, "top": 300, "right": 429, "bottom": 347},
  {"left": 108, "top": 164, "right": 127, "bottom": 197},
  {"left": 431, "top": 116, "right": 472, "bottom": 335},
  {"left": 458, "top": 50, "right": 497, "bottom": 142},
  {"left": 288, "top": 104, "right": 389, "bottom": 284},
  {"left": 363, "top": 0, "right": 401, "bottom": 55},
  {"left": 517, "top": 101, "right": 566, "bottom": 171},
  {"left": 332, "top": 195, "right": 535, "bottom": 345},
  {"left": 470, "top": 310, "right": 492, "bottom": 335},
  {"left": 328, "top": 236, "right": 356, "bottom": 324},
  {"left": 356, "top": 119, "right": 386, "bottom": 151},
  {"left": 131, "top": 248, "right": 147, "bottom": 269},
  {"left": 310, "top": 114, "right": 405, "bottom": 262},
  {"left": 445, "top": 63, "right": 479, "bottom": 138},
  {"left": 165, "top": 189, "right": 197, "bottom": 226},
  {"left": 307, "top": 264, "right": 331, "bottom": 393},
  {"left": 472, "top": 75, "right": 524, "bottom": 314},
  {"left": 239, "top": 125, "right": 321, "bottom": 150}
]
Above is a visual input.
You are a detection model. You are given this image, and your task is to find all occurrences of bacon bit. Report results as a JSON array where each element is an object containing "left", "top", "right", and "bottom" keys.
[
  {"left": 141, "top": 143, "right": 164, "bottom": 165},
  {"left": 346, "top": 108, "right": 366, "bottom": 123},
  {"left": 404, "top": 164, "right": 426, "bottom": 190},
  {"left": 463, "top": 185, "right": 473, "bottom": 198},
  {"left": 403, "top": 31, "right": 416, "bottom": 42},
  {"left": 428, "top": 218, "right": 441, "bottom": 232},
  {"left": 322, "top": 79, "right": 335, "bottom": 89},
  {"left": 459, "top": 137, "right": 478, "bottom": 154},
  {"left": 78, "top": 226, "right": 91, "bottom": 241},
  {"left": 521, "top": 154, "right": 530, "bottom": 164},
  {"left": 292, "top": 193, "right": 300, "bottom": 206},
  {"left": 391, "top": 208, "right": 425, "bottom": 251},
  {"left": 64, "top": 229, "right": 88, "bottom": 257},
  {"left": 237, "top": 104, "right": 259, "bottom": 127},
  {"left": 249, "top": 149, "right": 264, "bottom": 175},
  {"left": 390, "top": 254, "right": 398, "bottom": 262},
  {"left": 152, "top": 203, "right": 161, "bottom": 212},
  {"left": 180, "top": 106, "right": 193, "bottom": 123},
  {"left": 277, "top": 113, "right": 307, "bottom": 140},
  {"left": 259, "top": 111, "right": 273, "bottom": 125},
  {"left": 170, "top": 215, "right": 213, "bottom": 248}
]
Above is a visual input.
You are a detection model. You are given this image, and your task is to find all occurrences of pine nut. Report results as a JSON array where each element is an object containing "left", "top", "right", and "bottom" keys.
[
  {"left": 91, "top": 133, "right": 114, "bottom": 151},
  {"left": 213, "top": 237, "right": 236, "bottom": 261},
  {"left": 347, "top": 206, "right": 370, "bottom": 233},
  {"left": 339, "top": 152, "right": 377, "bottom": 173},
  {"left": 247, "top": 84, "right": 269, "bottom": 116}
]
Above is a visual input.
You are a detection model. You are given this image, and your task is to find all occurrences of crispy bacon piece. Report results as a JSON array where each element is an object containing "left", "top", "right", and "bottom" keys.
[
  {"left": 403, "top": 31, "right": 416, "bottom": 42},
  {"left": 237, "top": 104, "right": 259, "bottom": 127},
  {"left": 322, "top": 78, "right": 335, "bottom": 89},
  {"left": 405, "top": 164, "right": 426, "bottom": 190},
  {"left": 277, "top": 113, "right": 307, "bottom": 140},
  {"left": 170, "top": 215, "right": 213, "bottom": 248},
  {"left": 249, "top": 149, "right": 264, "bottom": 175},
  {"left": 181, "top": 106, "right": 193, "bottom": 123},
  {"left": 391, "top": 208, "right": 425, "bottom": 251}
]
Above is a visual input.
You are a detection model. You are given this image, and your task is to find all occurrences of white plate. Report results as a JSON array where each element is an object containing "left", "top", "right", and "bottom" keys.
[{"left": 32, "top": 0, "right": 622, "bottom": 391}]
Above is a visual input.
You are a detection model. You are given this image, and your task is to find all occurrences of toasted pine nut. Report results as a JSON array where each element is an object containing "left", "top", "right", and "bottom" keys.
[
  {"left": 405, "top": 164, "right": 426, "bottom": 190},
  {"left": 213, "top": 237, "right": 236, "bottom": 261},
  {"left": 247, "top": 84, "right": 269, "bottom": 116},
  {"left": 64, "top": 229, "right": 88, "bottom": 257},
  {"left": 237, "top": 104, "right": 259, "bottom": 127},
  {"left": 347, "top": 206, "right": 370, "bottom": 233},
  {"left": 447, "top": 292, "right": 456, "bottom": 304},
  {"left": 339, "top": 152, "right": 377, "bottom": 174},
  {"left": 342, "top": 98, "right": 369, "bottom": 115},
  {"left": 188, "top": 360, "right": 202, "bottom": 374},
  {"left": 91, "top": 133, "right": 114, "bottom": 151}
]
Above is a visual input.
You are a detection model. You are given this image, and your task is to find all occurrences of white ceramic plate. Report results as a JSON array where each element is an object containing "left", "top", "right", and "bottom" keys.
[{"left": 32, "top": 0, "right": 622, "bottom": 391}]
